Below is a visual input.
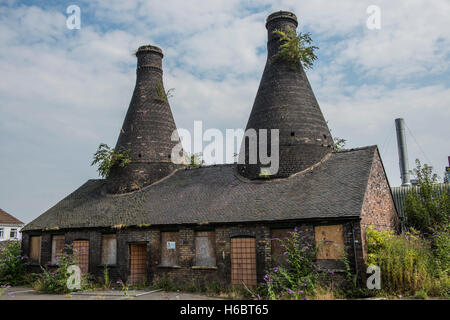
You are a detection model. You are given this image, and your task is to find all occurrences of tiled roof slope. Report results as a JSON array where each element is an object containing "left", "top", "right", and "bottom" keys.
[
  {"left": 0, "top": 208, "right": 24, "bottom": 225},
  {"left": 22, "top": 146, "right": 377, "bottom": 231}
]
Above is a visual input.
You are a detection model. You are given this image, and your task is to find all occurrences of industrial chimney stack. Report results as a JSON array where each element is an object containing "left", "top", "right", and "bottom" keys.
[{"left": 395, "top": 118, "right": 411, "bottom": 186}]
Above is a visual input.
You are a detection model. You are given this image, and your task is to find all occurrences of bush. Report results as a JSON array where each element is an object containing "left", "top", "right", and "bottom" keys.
[
  {"left": 0, "top": 241, "right": 26, "bottom": 285},
  {"left": 259, "top": 228, "right": 321, "bottom": 300},
  {"left": 33, "top": 245, "right": 94, "bottom": 294},
  {"left": 366, "top": 226, "right": 449, "bottom": 297}
]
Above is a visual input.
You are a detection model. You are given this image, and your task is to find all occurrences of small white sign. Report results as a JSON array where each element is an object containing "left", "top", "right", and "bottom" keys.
[{"left": 167, "top": 241, "right": 176, "bottom": 250}]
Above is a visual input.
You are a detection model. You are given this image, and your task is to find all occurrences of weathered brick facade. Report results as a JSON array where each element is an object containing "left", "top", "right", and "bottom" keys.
[{"left": 22, "top": 219, "right": 370, "bottom": 287}]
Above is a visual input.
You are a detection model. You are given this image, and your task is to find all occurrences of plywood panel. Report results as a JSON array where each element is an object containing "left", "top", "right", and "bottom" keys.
[
  {"left": 73, "top": 240, "right": 89, "bottom": 273},
  {"left": 129, "top": 244, "right": 147, "bottom": 285},
  {"left": 101, "top": 234, "right": 117, "bottom": 265},
  {"left": 231, "top": 238, "right": 257, "bottom": 287},
  {"left": 195, "top": 231, "right": 216, "bottom": 266},
  {"left": 161, "top": 232, "right": 179, "bottom": 266},
  {"left": 30, "top": 236, "right": 41, "bottom": 264},
  {"left": 51, "top": 235, "right": 65, "bottom": 264},
  {"left": 314, "top": 225, "right": 344, "bottom": 260}
]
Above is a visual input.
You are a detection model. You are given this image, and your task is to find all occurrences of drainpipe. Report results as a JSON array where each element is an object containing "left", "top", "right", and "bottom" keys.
[{"left": 351, "top": 223, "right": 359, "bottom": 282}]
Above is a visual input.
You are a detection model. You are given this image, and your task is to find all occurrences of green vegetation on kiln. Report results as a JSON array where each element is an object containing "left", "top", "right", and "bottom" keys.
[
  {"left": 273, "top": 27, "right": 318, "bottom": 70},
  {"left": 91, "top": 143, "right": 131, "bottom": 178}
]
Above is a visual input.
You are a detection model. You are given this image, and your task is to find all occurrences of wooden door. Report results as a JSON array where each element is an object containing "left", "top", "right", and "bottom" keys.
[
  {"left": 129, "top": 244, "right": 147, "bottom": 285},
  {"left": 73, "top": 240, "right": 89, "bottom": 274},
  {"left": 231, "top": 237, "right": 257, "bottom": 287}
]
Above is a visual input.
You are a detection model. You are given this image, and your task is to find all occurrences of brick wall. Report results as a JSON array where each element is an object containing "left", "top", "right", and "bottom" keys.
[
  {"left": 22, "top": 219, "right": 365, "bottom": 288},
  {"left": 359, "top": 149, "right": 399, "bottom": 271}
]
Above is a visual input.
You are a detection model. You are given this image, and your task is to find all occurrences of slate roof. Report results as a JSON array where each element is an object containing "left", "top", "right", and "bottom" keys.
[
  {"left": 22, "top": 146, "right": 377, "bottom": 232},
  {"left": 0, "top": 208, "right": 24, "bottom": 225}
]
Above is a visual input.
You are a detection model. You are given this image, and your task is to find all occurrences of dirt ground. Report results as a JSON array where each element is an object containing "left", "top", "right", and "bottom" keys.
[{"left": 0, "top": 286, "right": 221, "bottom": 300}]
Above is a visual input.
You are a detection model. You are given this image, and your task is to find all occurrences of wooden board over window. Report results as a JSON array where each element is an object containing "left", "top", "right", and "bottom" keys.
[
  {"left": 270, "top": 229, "right": 293, "bottom": 264},
  {"left": 101, "top": 234, "right": 117, "bottom": 265},
  {"left": 314, "top": 225, "right": 344, "bottom": 260},
  {"left": 73, "top": 240, "right": 89, "bottom": 273},
  {"left": 30, "top": 236, "right": 41, "bottom": 264},
  {"left": 129, "top": 244, "right": 147, "bottom": 285},
  {"left": 231, "top": 237, "right": 257, "bottom": 287},
  {"left": 195, "top": 231, "right": 216, "bottom": 266},
  {"left": 51, "top": 235, "right": 65, "bottom": 264},
  {"left": 160, "top": 232, "right": 179, "bottom": 266}
]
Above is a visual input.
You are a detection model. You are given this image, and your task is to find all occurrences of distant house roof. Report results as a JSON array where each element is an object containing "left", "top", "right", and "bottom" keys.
[
  {"left": 0, "top": 208, "right": 24, "bottom": 225},
  {"left": 22, "top": 146, "right": 378, "bottom": 232}
]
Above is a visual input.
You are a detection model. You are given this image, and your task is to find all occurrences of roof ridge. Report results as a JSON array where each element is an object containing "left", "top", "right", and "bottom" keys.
[
  {"left": 333, "top": 145, "right": 377, "bottom": 154},
  {"left": 0, "top": 208, "right": 24, "bottom": 225}
]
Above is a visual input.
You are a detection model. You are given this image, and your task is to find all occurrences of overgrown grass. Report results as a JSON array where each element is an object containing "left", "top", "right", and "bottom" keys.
[{"left": 367, "top": 226, "right": 449, "bottom": 297}]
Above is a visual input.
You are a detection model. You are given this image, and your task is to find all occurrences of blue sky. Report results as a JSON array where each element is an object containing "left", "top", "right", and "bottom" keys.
[{"left": 1, "top": 0, "right": 449, "bottom": 223}]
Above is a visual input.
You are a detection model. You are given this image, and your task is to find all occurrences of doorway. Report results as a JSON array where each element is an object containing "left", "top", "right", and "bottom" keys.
[
  {"left": 129, "top": 244, "right": 147, "bottom": 285},
  {"left": 231, "top": 237, "right": 257, "bottom": 287}
]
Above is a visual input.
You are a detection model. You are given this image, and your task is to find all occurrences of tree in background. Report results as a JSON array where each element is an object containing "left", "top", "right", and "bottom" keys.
[{"left": 403, "top": 159, "right": 449, "bottom": 235}]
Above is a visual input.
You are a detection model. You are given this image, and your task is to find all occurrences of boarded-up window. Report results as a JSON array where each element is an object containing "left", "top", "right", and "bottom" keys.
[
  {"left": 270, "top": 229, "right": 293, "bottom": 263},
  {"left": 231, "top": 237, "right": 257, "bottom": 287},
  {"left": 314, "top": 225, "right": 344, "bottom": 260},
  {"left": 129, "top": 244, "right": 147, "bottom": 285},
  {"left": 160, "top": 232, "right": 179, "bottom": 266},
  {"left": 101, "top": 234, "right": 117, "bottom": 265},
  {"left": 195, "top": 231, "right": 216, "bottom": 266},
  {"left": 30, "top": 236, "right": 41, "bottom": 264},
  {"left": 73, "top": 240, "right": 89, "bottom": 273},
  {"left": 51, "top": 235, "right": 65, "bottom": 264}
]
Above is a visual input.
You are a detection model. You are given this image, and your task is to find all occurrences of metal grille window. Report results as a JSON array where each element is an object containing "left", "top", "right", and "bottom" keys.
[
  {"left": 314, "top": 225, "right": 344, "bottom": 260},
  {"left": 129, "top": 244, "right": 147, "bottom": 285},
  {"left": 231, "top": 237, "right": 257, "bottom": 287},
  {"left": 195, "top": 231, "right": 216, "bottom": 266},
  {"left": 160, "top": 232, "right": 179, "bottom": 266},
  {"left": 51, "top": 235, "right": 65, "bottom": 264},
  {"left": 30, "top": 236, "right": 41, "bottom": 264},
  {"left": 73, "top": 240, "right": 89, "bottom": 273},
  {"left": 101, "top": 234, "right": 117, "bottom": 265}
]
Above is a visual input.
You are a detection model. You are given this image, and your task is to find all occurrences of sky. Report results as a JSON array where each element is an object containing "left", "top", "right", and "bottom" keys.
[{"left": 0, "top": 0, "right": 449, "bottom": 224}]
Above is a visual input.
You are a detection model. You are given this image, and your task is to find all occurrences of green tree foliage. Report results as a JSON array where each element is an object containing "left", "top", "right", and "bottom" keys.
[
  {"left": 91, "top": 143, "right": 131, "bottom": 178},
  {"left": 0, "top": 241, "right": 26, "bottom": 285},
  {"left": 404, "top": 159, "right": 450, "bottom": 235},
  {"left": 273, "top": 28, "right": 318, "bottom": 70}
]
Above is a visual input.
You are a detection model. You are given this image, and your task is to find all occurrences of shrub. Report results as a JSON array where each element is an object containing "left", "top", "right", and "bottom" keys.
[
  {"left": 0, "top": 241, "right": 26, "bottom": 285},
  {"left": 91, "top": 143, "right": 131, "bottom": 178},
  {"left": 259, "top": 228, "right": 321, "bottom": 300},
  {"left": 272, "top": 28, "right": 318, "bottom": 70},
  {"left": 33, "top": 245, "right": 94, "bottom": 294}
]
